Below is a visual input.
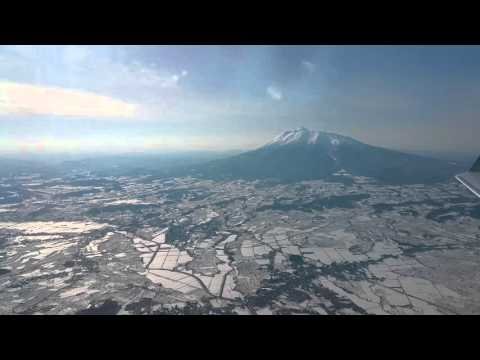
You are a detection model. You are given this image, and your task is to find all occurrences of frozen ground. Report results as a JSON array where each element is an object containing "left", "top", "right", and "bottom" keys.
[{"left": 1, "top": 172, "right": 480, "bottom": 315}]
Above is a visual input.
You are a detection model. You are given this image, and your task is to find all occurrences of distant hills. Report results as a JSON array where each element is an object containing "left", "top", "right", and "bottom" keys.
[
  {"left": 181, "top": 127, "right": 465, "bottom": 184},
  {"left": 59, "top": 151, "right": 239, "bottom": 177},
  {"left": 0, "top": 128, "right": 468, "bottom": 184},
  {"left": 0, "top": 157, "right": 58, "bottom": 178}
]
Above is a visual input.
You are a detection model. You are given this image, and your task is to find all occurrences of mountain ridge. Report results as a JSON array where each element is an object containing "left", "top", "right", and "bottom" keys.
[
  {"left": 179, "top": 127, "right": 465, "bottom": 184},
  {"left": 263, "top": 127, "right": 357, "bottom": 148}
]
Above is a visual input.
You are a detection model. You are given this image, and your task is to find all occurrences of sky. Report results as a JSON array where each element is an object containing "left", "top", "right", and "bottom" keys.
[{"left": 0, "top": 45, "right": 479, "bottom": 156}]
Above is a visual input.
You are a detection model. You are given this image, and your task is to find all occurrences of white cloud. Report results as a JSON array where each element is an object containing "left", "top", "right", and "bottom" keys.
[
  {"left": 267, "top": 85, "right": 283, "bottom": 101},
  {"left": 301, "top": 60, "right": 316, "bottom": 74},
  {"left": 0, "top": 81, "right": 137, "bottom": 119},
  {"left": 160, "top": 69, "right": 188, "bottom": 88},
  {"left": 0, "top": 46, "right": 190, "bottom": 104},
  {"left": 0, "top": 46, "right": 285, "bottom": 128}
]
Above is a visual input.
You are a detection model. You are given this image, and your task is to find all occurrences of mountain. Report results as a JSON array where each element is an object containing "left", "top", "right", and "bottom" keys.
[{"left": 182, "top": 127, "right": 465, "bottom": 184}]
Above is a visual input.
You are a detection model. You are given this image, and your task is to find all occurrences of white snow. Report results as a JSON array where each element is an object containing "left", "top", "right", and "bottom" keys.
[
  {"left": 104, "top": 199, "right": 149, "bottom": 206},
  {"left": 266, "top": 127, "right": 350, "bottom": 148},
  {"left": 330, "top": 136, "right": 340, "bottom": 146},
  {"left": 308, "top": 131, "right": 320, "bottom": 144},
  {"left": 0, "top": 221, "right": 107, "bottom": 234},
  {"left": 270, "top": 127, "right": 313, "bottom": 145}
]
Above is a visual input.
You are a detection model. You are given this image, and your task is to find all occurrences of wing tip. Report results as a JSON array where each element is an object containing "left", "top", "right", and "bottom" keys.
[
  {"left": 471, "top": 156, "right": 480, "bottom": 172},
  {"left": 456, "top": 172, "right": 480, "bottom": 198}
]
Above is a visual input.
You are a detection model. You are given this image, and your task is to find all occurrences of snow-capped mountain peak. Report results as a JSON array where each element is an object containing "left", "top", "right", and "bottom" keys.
[
  {"left": 185, "top": 126, "right": 461, "bottom": 184},
  {"left": 266, "top": 127, "right": 347, "bottom": 147},
  {"left": 269, "top": 127, "right": 317, "bottom": 146}
]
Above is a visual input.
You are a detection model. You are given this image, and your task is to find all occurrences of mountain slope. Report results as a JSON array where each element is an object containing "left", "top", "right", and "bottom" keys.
[{"left": 184, "top": 127, "right": 465, "bottom": 184}]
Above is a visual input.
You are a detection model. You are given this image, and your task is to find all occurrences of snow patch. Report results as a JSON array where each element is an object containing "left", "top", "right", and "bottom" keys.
[{"left": 330, "top": 137, "right": 340, "bottom": 146}]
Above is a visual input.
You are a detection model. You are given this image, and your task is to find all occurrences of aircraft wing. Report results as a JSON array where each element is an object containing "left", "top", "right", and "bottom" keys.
[{"left": 456, "top": 156, "right": 480, "bottom": 198}]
